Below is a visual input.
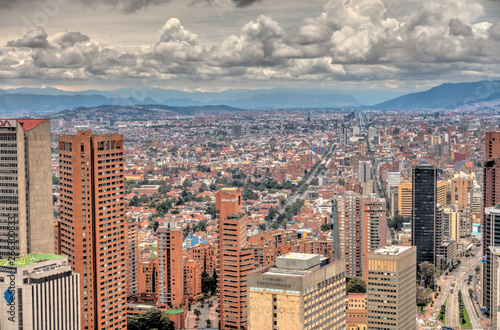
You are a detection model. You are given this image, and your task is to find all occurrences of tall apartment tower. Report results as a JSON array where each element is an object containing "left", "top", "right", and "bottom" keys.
[
  {"left": 216, "top": 188, "right": 254, "bottom": 329},
  {"left": 0, "top": 119, "right": 54, "bottom": 257},
  {"left": 127, "top": 222, "right": 139, "bottom": 298},
  {"left": 0, "top": 254, "right": 81, "bottom": 330},
  {"left": 247, "top": 253, "right": 346, "bottom": 330},
  {"left": 336, "top": 192, "right": 387, "bottom": 280},
  {"left": 412, "top": 165, "right": 439, "bottom": 267},
  {"left": 367, "top": 246, "right": 417, "bottom": 330},
  {"left": 58, "top": 131, "right": 127, "bottom": 330},
  {"left": 482, "top": 131, "right": 500, "bottom": 312},
  {"left": 340, "top": 123, "right": 348, "bottom": 147},
  {"left": 157, "top": 221, "right": 184, "bottom": 308}
]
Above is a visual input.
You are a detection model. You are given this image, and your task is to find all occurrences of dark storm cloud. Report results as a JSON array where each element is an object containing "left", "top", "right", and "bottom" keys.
[
  {"left": 232, "top": 0, "right": 261, "bottom": 8},
  {"left": 449, "top": 18, "right": 473, "bottom": 37},
  {"left": 6, "top": 28, "right": 50, "bottom": 48}
]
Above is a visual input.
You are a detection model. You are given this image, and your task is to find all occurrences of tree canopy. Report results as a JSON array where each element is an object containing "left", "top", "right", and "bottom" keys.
[
  {"left": 346, "top": 277, "right": 367, "bottom": 294},
  {"left": 127, "top": 309, "right": 174, "bottom": 330}
]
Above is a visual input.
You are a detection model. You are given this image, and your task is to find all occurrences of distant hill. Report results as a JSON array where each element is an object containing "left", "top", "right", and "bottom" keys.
[
  {"left": 374, "top": 80, "right": 500, "bottom": 109},
  {"left": 0, "top": 87, "right": 361, "bottom": 114}
]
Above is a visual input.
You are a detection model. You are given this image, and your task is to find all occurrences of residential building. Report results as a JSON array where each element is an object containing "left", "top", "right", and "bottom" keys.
[
  {"left": 247, "top": 253, "right": 346, "bottom": 330},
  {"left": 58, "top": 131, "right": 127, "bottom": 330},
  {"left": 0, "top": 254, "right": 80, "bottom": 330},
  {"left": 367, "top": 246, "right": 416, "bottom": 330},
  {"left": 184, "top": 259, "right": 202, "bottom": 298},
  {"left": 346, "top": 293, "right": 367, "bottom": 330},
  {"left": 127, "top": 222, "right": 139, "bottom": 298},
  {"left": 336, "top": 192, "right": 386, "bottom": 280},
  {"left": 0, "top": 119, "right": 54, "bottom": 257},
  {"left": 157, "top": 221, "right": 184, "bottom": 309},
  {"left": 358, "top": 161, "right": 372, "bottom": 184},
  {"left": 216, "top": 188, "right": 254, "bottom": 329}
]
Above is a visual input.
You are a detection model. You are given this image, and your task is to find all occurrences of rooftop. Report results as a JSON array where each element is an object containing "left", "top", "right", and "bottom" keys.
[
  {"left": 372, "top": 245, "right": 413, "bottom": 256},
  {"left": 0, "top": 253, "right": 64, "bottom": 267}
]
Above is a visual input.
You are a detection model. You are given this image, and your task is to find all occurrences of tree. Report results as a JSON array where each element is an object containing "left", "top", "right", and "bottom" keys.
[
  {"left": 346, "top": 277, "right": 367, "bottom": 293},
  {"left": 419, "top": 262, "right": 439, "bottom": 289},
  {"left": 320, "top": 223, "right": 333, "bottom": 231},
  {"left": 193, "top": 309, "right": 201, "bottom": 320},
  {"left": 140, "top": 194, "right": 150, "bottom": 204},
  {"left": 183, "top": 179, "right": 192, "bottom": 188},
  {"left": 417, "top": 286, "right": 431, "bottom": 311},
  {"left": 52, "top": 175, "right": 59, "bottom": 185},
  {"left": 127, "top": 309, "right": 174, "bottom": 330},
  {"left": 258, "top": 223, "right": 267, "bottom": 231}
]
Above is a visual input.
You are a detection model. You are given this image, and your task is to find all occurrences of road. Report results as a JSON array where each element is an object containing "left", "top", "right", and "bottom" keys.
[{"left": 445, "top": 249, "right": 482, "bottom": 329}]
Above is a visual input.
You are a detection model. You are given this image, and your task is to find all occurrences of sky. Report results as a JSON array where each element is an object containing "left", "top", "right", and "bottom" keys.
[{"left": 0, "top": 0, "right": 500, "bottom": 94}]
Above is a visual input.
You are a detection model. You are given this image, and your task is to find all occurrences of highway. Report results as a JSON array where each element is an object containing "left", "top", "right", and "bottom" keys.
[{"left": 444, "top": 248, "right": 482, "bottom": 329}]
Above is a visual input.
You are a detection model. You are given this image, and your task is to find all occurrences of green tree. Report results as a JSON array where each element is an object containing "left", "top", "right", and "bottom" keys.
[
  {"left": 127, "top": 309, "right": 174, "bottom": 330},
  {"left": 416, "top": 286, "right": 431, "bottom": 311},
  {"left": 52, "top": 175, "right": 59, "bottom": 185},
  {"left": 419, "top": 262, "right": 439, "bottom": 289},
  {"left": 140, "top": 194, "right": 150, "bottom": 204},
  {"left": 320, "top": 223, "right": 333, "bottom": 231},
  {"left": 346, "top": 277, "right": 367, "bottom": 293},
  {"left": 193, "top": 309, "right": 201, "bottom": 320},
  {"left": 183, "top": 179, "right": 192, "bottom": 188}
]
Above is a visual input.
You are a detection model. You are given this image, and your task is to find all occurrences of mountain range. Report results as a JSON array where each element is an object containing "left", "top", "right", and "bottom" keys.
[{"left": 1, "top": 80, "right": 500, "bottom": 114}]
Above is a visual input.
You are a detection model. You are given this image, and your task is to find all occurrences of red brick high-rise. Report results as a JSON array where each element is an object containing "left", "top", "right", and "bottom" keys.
[
  {"left": 58, "top": 131, "right": 127, "bottom": 330},
  {"left": 216, "top": 188, "right": 254, "bottom": 329},
  {"left": 157, "top": 221, "right": 184, "bottom": 308}
]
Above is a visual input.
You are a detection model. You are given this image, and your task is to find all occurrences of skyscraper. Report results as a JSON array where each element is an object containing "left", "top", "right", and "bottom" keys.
[
  {"left": 216, "top": 188, "right": 254, "bottom": 329},
  {"left": 0, "top": 119, "right": 54, "bottom": 257},
  {"left": 482, "top": 131, "right": 500, "bottom": 312},
  {"left": 336, "top": 192, "right": 387, "bottom": 280},
  {"left": 247, "top": 253, "right": 346, "bottom": 330},
  {"left": 367, "top": 246, "right": 416, "bottom": 330},
  {"left": 127, "top": 221, "right": 139, "bottom": 298},
  {"left": 412, "top": 165, "right": 439, "bottom": 267},
  {"left": 58, "top": 131, "right": 127, "bottom": 330},
  {"left": 157, "top": 221, "right": 184, "bottom": 309},
  {"left": 398, "top": 182, "right": 413, "bottom": 218}
]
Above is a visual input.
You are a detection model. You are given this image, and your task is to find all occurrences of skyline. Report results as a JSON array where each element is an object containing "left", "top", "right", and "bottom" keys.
[{"left": 1, "top": 0, "right": 500, "bottom": 95}]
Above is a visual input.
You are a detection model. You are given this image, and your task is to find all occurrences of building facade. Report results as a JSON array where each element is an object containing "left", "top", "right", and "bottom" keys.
[
  {"left": 127, "top": 222, "right": 139, "bottom": 298},
  {"left": 157, "top": 221, "right": 184, "bottom": 309},
  {"left": 248, "top": 253, "right": 346, "bottom": 330},
  {"left": 216, "top": 188, "right": 254, "bottom": 329},
  {"left": 0, "top": 119, "right": 54, "bottom": 257},
  {"left": 0, "top": 254, "right": 80, "bottom": 330},
  {"left": 367, "top": 246, "right": 416, "bottom": 330},
  {"left": 58, "top": 131, "right": 127, "bottom": 330}
]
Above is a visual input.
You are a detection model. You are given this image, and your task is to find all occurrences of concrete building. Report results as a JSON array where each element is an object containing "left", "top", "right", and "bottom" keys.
[
  {"left": 157, "top": 221, "right": 184, "bottom": 309},
  {"left": 337, "top": 192, "right": 386, "bottom": 280},
  {"left": 127, "top": 222, "right": 139, "bottom": 298},
  {"left": 367, "top": 246, "right": 417, "bottom": 330},
  {"left": 340, "top": 124, "right": 348, "bottom": 147},
  {"left": 398, "top": 182, "right": 413, "bottom": 218},
  {"left": 0, "top": 119, "right": 54, "bottom": 257},
  {"left": 444, "top": 207, "right": 460, "bottom": 241},
  {"left": 485, "top": 131, "right": 500, "bottom": 159},
  {"left": 216, "top": 188, "right": 255, "bottom": 329},
  {"left": 247, "top": 253, "right": 346, "bottom": 330},
  {"left": 387, "top": 171, "right": 401, "bottom": 197},
  {"left": 0, "top": 253, "right": 80, "bottom": 330},
  {"left": 346, "top": 293, "right": 367, "bottom": 330},
  {"left": 358, "top": 161, "right": 372, "bottom": 184},
  {"left": 488, "top": 246, "right": 500, "bottom": 329},
  {"left": 58, "top": 131, "right": 127, "bottom": 330}
]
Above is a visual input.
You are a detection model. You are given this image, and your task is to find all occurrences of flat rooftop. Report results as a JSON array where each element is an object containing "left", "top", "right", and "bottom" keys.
[
  {"left": 372, "top": 245, "right": 413, "bottom": 255},
  {"left": 0, "top": 253, "right": 64, "bottom": 267}
]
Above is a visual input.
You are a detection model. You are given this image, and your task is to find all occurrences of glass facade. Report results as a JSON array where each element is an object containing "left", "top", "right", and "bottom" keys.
[{"left": 412, "top": 166, "right": 436, "bottom": 267}]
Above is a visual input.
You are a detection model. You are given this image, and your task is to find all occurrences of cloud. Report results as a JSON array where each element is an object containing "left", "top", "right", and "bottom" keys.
[
  {"left": 231, "top": 0, "right": 261, "bottom": 8},
  {"left": 6, "top": 28, "right": 50, "bottom": 48},
  {"left": 449, "top": 19, "right": 473, "bottom": 37},
  {"left": 1, "top": 0, "right": 500, "bottom": 89}
]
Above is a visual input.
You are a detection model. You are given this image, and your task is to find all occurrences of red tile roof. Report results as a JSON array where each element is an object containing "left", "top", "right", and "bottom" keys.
[{"left": 18, "top": 119, "right": 49, "bottom": 131}]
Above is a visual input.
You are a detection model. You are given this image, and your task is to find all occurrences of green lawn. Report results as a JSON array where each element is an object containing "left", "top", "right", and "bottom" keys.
[
  {"left": 438, "top": 298, "right": 447, "bottom": 324},
  {"left": 459, "top": 299, "right": 472, "bottom": 329}
]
